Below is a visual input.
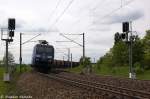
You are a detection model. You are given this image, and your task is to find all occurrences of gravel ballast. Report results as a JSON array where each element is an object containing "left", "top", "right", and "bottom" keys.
[{"left": 17, "top": 71, "right": 101, "bottom": 99}]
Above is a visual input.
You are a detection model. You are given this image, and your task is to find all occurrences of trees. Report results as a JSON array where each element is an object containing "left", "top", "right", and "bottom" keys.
[
  {"left": 0, "top": 60, "right": 3, "bottom": 66},
  {"left": 79, "top": 56, "right": 91, "bottom": 67},
  {"left": 142, "top": 30, "right": 150, "bottom": 69},
  {"left": 132, "top": 37, "right": 144, "bottom": 68},
  {"left": 79, "top": 56, "right": 92, "bottom": 73},
  {"left": 97, "top": 31, "right": 146, "bottom": 69},
  {"left": 112, "top": 41, "right": 128, "bottom": 67},
  {"left": 3, "top": 52, "right": 15, "bottom": 65}
]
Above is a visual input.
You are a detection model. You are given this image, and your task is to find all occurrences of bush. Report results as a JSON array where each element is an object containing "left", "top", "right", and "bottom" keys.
[
  {"left": 79, "top": 57, "right": 91, "bottom": 67},
  {"left": 134, "top": 62, "right": 144, "bottom": 74},
  {"left": 111, "top": 67, "right": 116, "bottom": 74}
]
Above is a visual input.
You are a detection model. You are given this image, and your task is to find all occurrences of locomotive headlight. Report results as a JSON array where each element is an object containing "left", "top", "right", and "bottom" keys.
[
  {"left": 36, "top": 55, "right": 41, "bottom": 58},
  {"left": 47, "top": 56, "right": 52, "bottom": 58},
  {"left": 35, "top": 58, "right": 39, "bottom": 61}
]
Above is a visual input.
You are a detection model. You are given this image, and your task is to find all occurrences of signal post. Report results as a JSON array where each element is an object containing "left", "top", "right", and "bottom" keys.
[
  {"left": 1, "top": 18, "right": 15, "bottom": 82},
  {"left": 114, "top": 22, "right": 137, "bottom": 79}
]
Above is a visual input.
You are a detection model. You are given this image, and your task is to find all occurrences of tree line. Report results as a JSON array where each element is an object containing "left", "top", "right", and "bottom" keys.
[
  {"left": 97, "top": 30, "right": 150, "bottom": 73},
  {"left": 0, "top": 52, "right": 15, "bottom": 66}
]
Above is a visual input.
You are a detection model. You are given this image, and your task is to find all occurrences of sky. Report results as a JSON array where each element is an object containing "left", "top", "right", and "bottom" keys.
[{"left": 0, "top": 0, "right": 149, "bottom": 63}]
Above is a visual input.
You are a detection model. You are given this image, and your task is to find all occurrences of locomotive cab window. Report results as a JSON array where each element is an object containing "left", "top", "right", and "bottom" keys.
[{"left": 36, "top": 46, "right": 53, "bottom": 55}]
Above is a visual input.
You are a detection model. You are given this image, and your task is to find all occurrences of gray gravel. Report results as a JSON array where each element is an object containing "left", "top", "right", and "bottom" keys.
[{"left": 17, "top": 71, "right": 102, "bottom": 99}]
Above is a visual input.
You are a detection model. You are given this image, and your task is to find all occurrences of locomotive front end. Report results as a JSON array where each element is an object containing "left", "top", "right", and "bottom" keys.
[{"left": 32, "top": 40, "right": 54, "bottom": 73}]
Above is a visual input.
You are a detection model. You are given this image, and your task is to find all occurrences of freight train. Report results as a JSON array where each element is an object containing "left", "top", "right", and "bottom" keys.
[
  {"left": 53, "top": 60, "right": 79, "bottom": 68},
  {"left": 31, "top": 40, "right": 79, "bottom": 73},
  {"left": 31, "top": 40, "right": 54, "bottom": 72}
]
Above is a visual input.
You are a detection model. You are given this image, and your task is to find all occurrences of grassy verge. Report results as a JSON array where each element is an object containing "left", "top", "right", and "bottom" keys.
[
  {"left": 137, "top": 70, "right": 150, "bottom": 80},
  {"left": 0, "top": 65, "right": 32, "bottom": 95},
  {"left": 67, "top": 64, "right": 150, "bottom": 80},
  {"left": 66, "top": 65, "right": 83, "bottom": 73},
  {"left": 0, "top": 67, "right": 7, "bottom": 94},
  {"left": 93, "top": 65, "right": 129, "bottom": 78}
]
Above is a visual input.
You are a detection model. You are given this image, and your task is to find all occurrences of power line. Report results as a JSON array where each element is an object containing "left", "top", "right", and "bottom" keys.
[
  {"left": 59, "top": 33, "right": 83, "bottom": 46},
  {"left": 73, "top": 0, "right": 133, "bottom": 27},
  {"left": 49, "top": 0, "right": 74, "bottom": 28},
  {"left": 92, "top": 0, "right": 110, "bottom": 10},
  {"left": 22, "top": 33, "right": 41, "bottom": 45},
  {"left": 48, "top": 0, "right": 62, "bottom": 23},
  {"left": 121, "top": 0, "right": 123, "bottom": 8},
  {"left": 91, "top": 0, "right": 135, "bottom": 26},
  {"left": 71, "top": 0, "right": 110, "bottom": 26},
  {"left": 101, "top": 0, "right": 135, "bottom": 19}
]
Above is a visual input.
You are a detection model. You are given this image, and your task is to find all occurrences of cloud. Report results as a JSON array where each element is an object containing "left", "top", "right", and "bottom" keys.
[
  {"left": 16, "top": 21, "right": 59, "bottom": 33},
  {"left": 16, "top": 19, "right": 26, "bottom": 28},
  {"left": 0, "top": 0, "right": 149, "bottom": 63},
  {"left": 92, "top": 7, "right": 144, "bottom": 25},
  {"left": 106, "top": 9, "right": 144, "bottom": 24},
  {"left": 89, "top": 25, "right": 111, "bottom": 31},
  {"left": 89, "top": 34, "right": 114, "bottom": 47},
  {"left": 0, "top": 18, "right": 26, "bottom": 29}
]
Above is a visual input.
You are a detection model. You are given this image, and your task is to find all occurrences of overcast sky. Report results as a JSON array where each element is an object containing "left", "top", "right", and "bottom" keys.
[{"left": 0, "top": 0, "right": 149, "bottom": 63}]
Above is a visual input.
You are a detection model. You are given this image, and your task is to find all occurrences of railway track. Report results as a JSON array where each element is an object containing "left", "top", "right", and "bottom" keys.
[{"left": 38, "top": 72, "right": 150, "bottom": 99}]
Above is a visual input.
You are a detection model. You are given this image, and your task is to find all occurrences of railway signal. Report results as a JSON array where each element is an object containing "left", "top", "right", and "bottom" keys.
[
  {"left": 9, "top": 30, "right": 14, "bottom": 37},
  {"left": 8, "top": 18, "right": 15, "bottom": 30},
  {"left": 114, "top": 32, "right": 120, "bottom": 43},
  {"left": 114, "top": 32, "right": 127, "bottom": 43},
  {"left": 121, "top": 33, "right": 126, "bottom": 39},
  {"left": 114, "top": 22, "right": 137, "bottom": 79},
  {"left": 123, "top": 22, "right": 129, "bottom": 32},
  {"left": 1, "top": 18, "right": 16, "bottom": 82},
  {"left": 8, "top": 18, "right": 15, "bottom": 39}
]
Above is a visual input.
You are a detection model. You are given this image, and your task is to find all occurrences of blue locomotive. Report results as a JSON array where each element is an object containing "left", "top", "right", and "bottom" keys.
[{"left": 31, "top": 40, "right": 54, "bottom": 73}]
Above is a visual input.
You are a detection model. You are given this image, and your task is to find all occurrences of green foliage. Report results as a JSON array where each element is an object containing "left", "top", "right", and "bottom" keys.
[
  {"left": 96, "top": 29, "right": 150, "bottom": 77},
  {"left": 79, "top": 56, "right": 91, "bottom": 67},
  {"left": 3, "top": 52, "right": 15, "bottom": 65},
  {"left": 66, "top": 65, "right": 82, "bottom": 73},
  {"left": 112, "top": 41, "right": 128, "bottom": 66},
  {"left": 0, "top": 64, "right": 31, "bottom": 95},
  {"left": 68, "top": 30, "right": 150, "bottom": 80},
  {"left": 97, "top": 51, "right": 113, "bottom": 70},
  {"left": 132, "top": 37, "right": 144, "bottom": 66},
  {"left": 111, "top": 38, "right": 144, "bottom": 67},
  {"left": 15, "top": 64, "right": 32, "bottom": 73},
  {"left": 134, "top": 62, "right": 144, "bottom": 74},
  {"left": 142, "top": 30, "right": 150, "bottom": 69}
]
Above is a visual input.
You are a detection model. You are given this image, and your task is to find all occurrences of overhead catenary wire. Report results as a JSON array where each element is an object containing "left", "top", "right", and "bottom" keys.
[
  {"left": 47, "top": 0, "right": 62, "bottom": 23},
  {"left": 49, "top": 0, "right": 74, "bottom": 30},
  {"left": 90, "top": 0, "right": 136, "bottom": 27},
  {"left": 22, "top": 33, "right": 41, "bottom": 45},
  {"left": 92, "top": 0, "right": 110, "bottom": 10},
  {"left": 121, "top": 0, "right": 123, "bottom": 8},
  {"left": 72, "top": 0, "right": 110, "bottom": 26},
  {"left": 101, "top": 0, "right": 135, "bottom": 20},
  {"left": 59, "top": 33, "right": 83, "bottom": 47}
]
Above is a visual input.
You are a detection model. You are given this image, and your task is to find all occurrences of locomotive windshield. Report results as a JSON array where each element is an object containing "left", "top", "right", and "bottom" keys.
[{"left": 36, "top": 46, "right": 53, "bottom": 55}]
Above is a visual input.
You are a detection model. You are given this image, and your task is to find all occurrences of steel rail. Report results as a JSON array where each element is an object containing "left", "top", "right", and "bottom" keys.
[
  {"left": 38, "top": 72, "right": 150, "bottom": 99},
  {"left": 54, "top": 74, "right": 150, "bottom": 98}
]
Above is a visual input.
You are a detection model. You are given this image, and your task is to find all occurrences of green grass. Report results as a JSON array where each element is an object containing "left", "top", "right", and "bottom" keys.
[
  {"left": 0, "top": 65, "right": 32, "bottom": 95},
  {"left": 93, "top": 65, "right": 129, "bottom": 77},
  {"left": 93, "top": 65, "right": 150, "bottom": 80},
  {"left": 66, "top": 65, "right": 83, "bottom": 73},
  {"left": 0, "top": 67, "right": 7, "bottom": 94},
  {"left": 67, "top": 64, "right": 150, "bottom": 80},
  {"left": 15, "top": 64, "right": 32, "bottom": 73},
  {"left": 137, "top": 70, "right": 150, "bottom": 80}
]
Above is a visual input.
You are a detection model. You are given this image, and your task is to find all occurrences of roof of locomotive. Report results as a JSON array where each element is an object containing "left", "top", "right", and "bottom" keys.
[
  {"left": 35, "top": 43, "right": 54, "bottom": 48},
  {"left": 34, "top": 40, "right": 54, "bottom": 48}
]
